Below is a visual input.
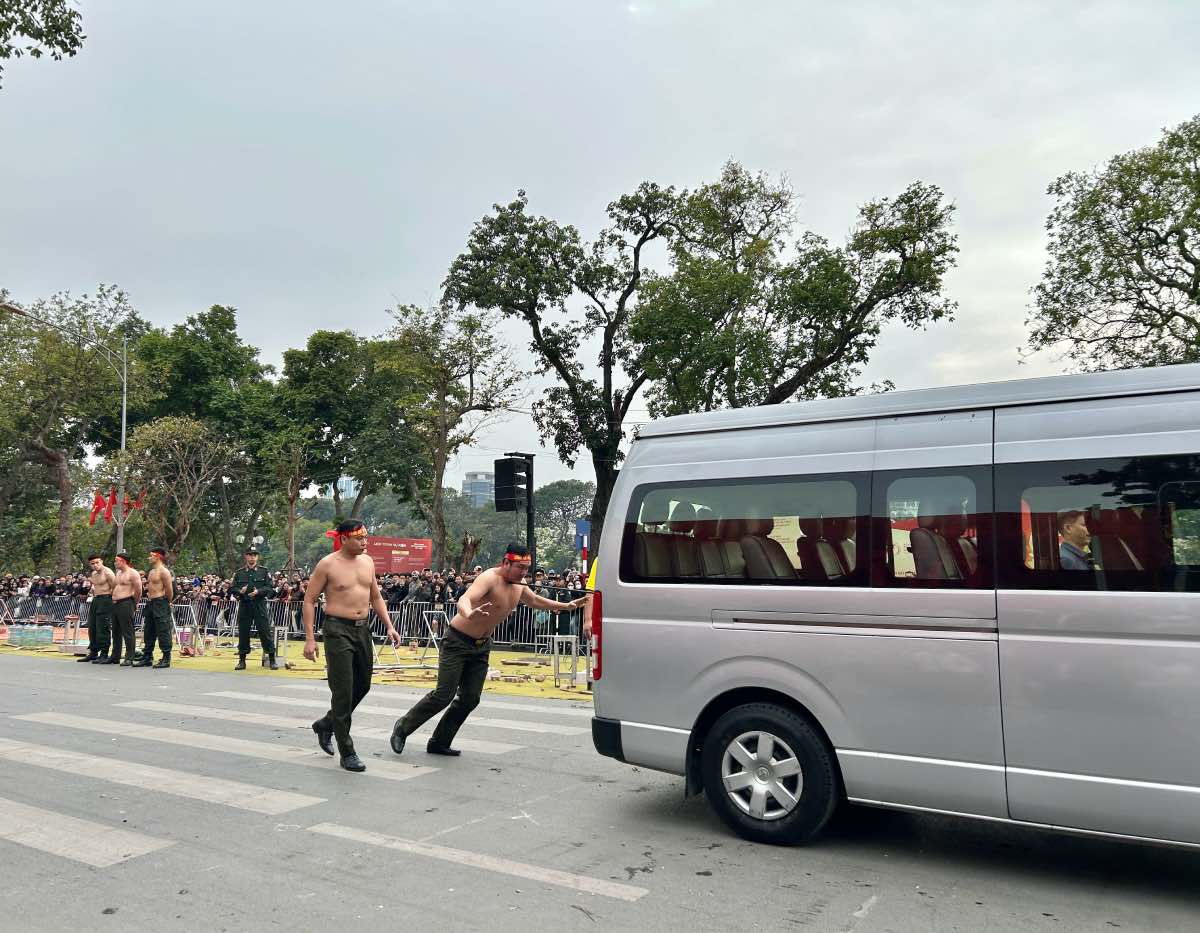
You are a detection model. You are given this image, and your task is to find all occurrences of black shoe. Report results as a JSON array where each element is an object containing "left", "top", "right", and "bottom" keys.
[
  {"left": 234, "top": 658, "right": 246, "bottom": 671},
  {"left": 92, "top": 656, "right": 109, "bottom": 664},
  {"left": 312, "top": 721, "right": 334, "bottom": 756},
  {"left": 426, "top": 742, "right": 462, "bottom": 757},
  {"left": 77, "top": 653, "right": 97, "bottom": 662},
  {"left": 120, "top": 659, "right": 134, "bottom": 667},
  {"left": 340, "top": 753, "right": 366, "bottom": 772},
  {"left": 389, "top": 723, "right": 407, "bottom": 755},
  {"left": 97, "top": 656, "right": 117, "bottom": 665},
  {"left": 135, "top": 656, "right": 154, "bottom": 667},
  {"left": 267, "top": 655, "right": 280, "bottom": 670},
  {"left": 153, "top": 657, "right": 170, "bottom": 669}
]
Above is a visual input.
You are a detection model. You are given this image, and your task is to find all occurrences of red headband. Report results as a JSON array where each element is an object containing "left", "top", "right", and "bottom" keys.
[{"left": 504, "top": 553, "right": 528, "bottom": 563}]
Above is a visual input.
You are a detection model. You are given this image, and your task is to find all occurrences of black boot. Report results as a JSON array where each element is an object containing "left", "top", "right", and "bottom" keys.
[
  {"left": 312, "top": 720, "right": 334, "bottom": 756},
  {"left": 77, "top": 652, "right": 97, "bottom": 662},
  {"left": 267, "top": 653, "right": 280, "bottom": 670},
  {"left": 234, "top": 656, "right": 246, "bottom": 671},
  {"left": 135, "top": 654, "right": 154, "bottom": 667},
  {"left": 340, "top": 753, "right": 366, "bottom": 772},
  {"left": 389, "top": 723, "right": 407, "bottom": 755},
  {"left": 153, "top": 654, "right": 171, "bottom": 669},
  {"left": 426, "top": 741, "right": 462, "bottom": 757}
]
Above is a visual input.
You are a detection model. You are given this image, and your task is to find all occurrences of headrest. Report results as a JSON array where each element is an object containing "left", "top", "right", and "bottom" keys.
[
  {"left": 742, "top": 517, "right": 774, "bottom": 536},
  {"left": 640, "top": 491, "right": 673, "bottom": 526},
  {"left": 822, "top": 517, "right": 849, "bottom": 541},
  {"left": 694, "top": 508, "right": 719, "bottom": 541},
  {"left": 1093, "top": 509, "right": 1122, "bottom": 535},
  {"left": 717, "top": 517, "right": 743, "bottom": 539},
  {"left": 668, "top": 501, "right": 698, "bottom": 535},
  {"left": 941, "top": 512, "right": 967, "bottom": 539},
  {"left": 797, "top": 517, "right": 824, "bottom": 539},
  {"left": 916, "top": 500, "right": 942, "bottom": 530}
]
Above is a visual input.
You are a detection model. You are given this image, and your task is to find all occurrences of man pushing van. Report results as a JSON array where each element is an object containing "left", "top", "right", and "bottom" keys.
[{"left": 390, "top": 543, "right": 586, "bottom": 757}]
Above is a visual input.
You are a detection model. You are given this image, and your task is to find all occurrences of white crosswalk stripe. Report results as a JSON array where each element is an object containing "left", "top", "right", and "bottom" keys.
[
  {"left": 119, "top": 700, "right": 522, "bottom": 755},
  {"left": 0, "top": 795, "right": 173, "bottom": 867},
  {"left": 205, "top": 691, "right": 588, "bottom": 735},
  {"left": 0, "top": 736, "right": 323, "bottom": 814},
  {"left": 276, "top": 682, "right": 595, "bottom": 718},
  {"left": 309, "top": 822, "right": 648, "bottom": 902},
  {"left": 14, "top": 712, "right": 438, "bottom": 782}
]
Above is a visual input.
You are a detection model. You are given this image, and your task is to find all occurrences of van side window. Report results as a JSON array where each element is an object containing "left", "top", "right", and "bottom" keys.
[
  {"left": 872, "top": 467, "right": 993, "bottom": 589},
  {"left": 619, "top": 475, "right": 869, "bottom": 586},
  {"left": 996, "top": 454, "right": 1200, "bottom": 592}
]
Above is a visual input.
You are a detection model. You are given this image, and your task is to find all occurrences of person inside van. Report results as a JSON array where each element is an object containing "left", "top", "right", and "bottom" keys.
[{"left": 1059, "top": 510, "right": 1094, "bottom": 570}]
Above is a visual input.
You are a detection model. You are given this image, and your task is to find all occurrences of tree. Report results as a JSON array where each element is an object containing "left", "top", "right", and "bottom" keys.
[
  {"left": 0, "top": 285, "right": 140, "bottom": 572},
  {"left": 1028, "top": 115, "right": 1200, "bottom": 370},
  {"left": 0, "top": 0, "right": 84, "bottom": 88},
  {"left": 384, "top": 304, "right": 523, "bottom": 569},
  {"left": 630, "top": 162, "right": 958, "bottom": 414},
  {"left": 113, "top": 417, "right": 231, "bottom": 563},
  {"left": 134, "top": 305, "right": 274, "bottom": 574},
  {"left": 534, "top": 479, "right": 595, "bottom": 568},
  {"left": 443, "top": 184, "right": 676, "bottom": 553}
]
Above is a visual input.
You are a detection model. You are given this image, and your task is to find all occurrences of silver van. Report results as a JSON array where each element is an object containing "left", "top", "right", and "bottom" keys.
[{"left": 590, "top": 363, "right": 1200, "bottom": 848}]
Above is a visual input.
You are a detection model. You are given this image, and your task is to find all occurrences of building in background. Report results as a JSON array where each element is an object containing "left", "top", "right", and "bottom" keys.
[
  {"left": 461, "top": 471, "right": 494, "bottom": 508},
  {"left": 325, "top": 476, "right": 360, "bottom": 500}
]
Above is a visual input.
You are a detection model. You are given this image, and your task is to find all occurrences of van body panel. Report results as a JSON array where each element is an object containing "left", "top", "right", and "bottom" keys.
[
  {"left": 995, "top": 392, "right": 1200, "bottom": 844},
  {"left": 874, "top": 409, "right": 992, "bottom": 470},
  {"left": 839, "top": 749, "right": 1009, "bottom": 818}
]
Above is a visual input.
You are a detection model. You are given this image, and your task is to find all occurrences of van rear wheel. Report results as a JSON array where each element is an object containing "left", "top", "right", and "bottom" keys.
[{"left": 701, "top": 703, "right": 838, "bottom": 845}]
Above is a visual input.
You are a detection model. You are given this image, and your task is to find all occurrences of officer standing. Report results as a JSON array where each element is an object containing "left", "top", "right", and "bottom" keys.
[{"left": 232, "top": 546, "right": 278, "bottom": 670}]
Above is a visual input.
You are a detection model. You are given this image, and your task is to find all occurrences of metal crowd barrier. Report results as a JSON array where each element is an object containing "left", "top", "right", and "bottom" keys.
[{"left": 3, "top": 587, "right": 590, "bottom": 654}]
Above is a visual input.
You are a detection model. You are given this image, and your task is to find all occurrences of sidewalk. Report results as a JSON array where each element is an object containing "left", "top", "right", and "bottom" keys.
[{"left": 0, "top": 641, "right": 593, "bottom": 702}]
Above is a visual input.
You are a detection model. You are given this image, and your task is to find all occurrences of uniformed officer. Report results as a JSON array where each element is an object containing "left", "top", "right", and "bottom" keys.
[{"left": 231, "top": 546, "right": 278, "bottom": 670}]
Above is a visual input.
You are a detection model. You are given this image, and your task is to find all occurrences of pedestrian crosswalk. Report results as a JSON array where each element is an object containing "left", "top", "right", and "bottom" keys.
[
  {"left": 118, "top": 700, "right": 523, "bottom": 755},
  {"left": 0, "top": 796, "right": 174, "bottom": 868},
  {"left": 0, "top": 672, "right": 624, "bottom": 902},
  {"left": 205, "top": 690, "right": 590, "bottom": 735}
]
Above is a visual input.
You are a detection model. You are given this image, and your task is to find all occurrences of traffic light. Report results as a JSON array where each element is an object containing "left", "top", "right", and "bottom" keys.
[{"left": 494, "top": 456, "right": 530, "bottom": 512}]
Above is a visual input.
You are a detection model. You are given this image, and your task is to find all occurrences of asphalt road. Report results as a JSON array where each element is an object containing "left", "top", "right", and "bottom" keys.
[{"left": 0, "top": 653, "right": 1196, "bottom": 932}]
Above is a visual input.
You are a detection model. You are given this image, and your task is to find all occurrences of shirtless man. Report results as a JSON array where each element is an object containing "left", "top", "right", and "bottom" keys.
[
  {"left": 82, "top": 554, "right": 116, "bottom": 663},
  {"left": 303, "top": 518, "right": 402, "bottom": 772},
  {"left": 103, "top": 552, "right": 142, "bottom": 666},
  {"left": 138, "top": 547, "right": 174, "bottom": 668},
  {"left": 390, "top": 542, "right": 585, "bottom": 757}
]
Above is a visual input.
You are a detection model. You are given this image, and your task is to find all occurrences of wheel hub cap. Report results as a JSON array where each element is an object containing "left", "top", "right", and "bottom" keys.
[{"left": 721, "top": 730, "right": 804, "bottom": 822}]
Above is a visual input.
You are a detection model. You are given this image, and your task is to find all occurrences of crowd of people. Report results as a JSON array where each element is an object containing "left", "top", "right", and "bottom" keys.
[{"left": 1, "top": 564, "right": 588, "bottom": 611}]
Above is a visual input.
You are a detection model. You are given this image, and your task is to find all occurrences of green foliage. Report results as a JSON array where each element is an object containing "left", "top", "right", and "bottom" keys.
[
  {"left": 0, "top": 0, "right": 84, "bottom": 87},
  {"left": 630, "top": 162, "right": 957, "bottom": 414},
  {"left": 1028, "top": 114, "right": 1200, "bottom": 370},
  {"left": 533, "top": 479, "right": 594, "bottom": 566}
]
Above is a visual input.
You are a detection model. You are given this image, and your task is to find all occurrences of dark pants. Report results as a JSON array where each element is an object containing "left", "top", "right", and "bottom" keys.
[
  {"left": 317, "top": 618, "right": 374, "bottom": 757},
  {"left": 110, "top": 597, "right": 136, "bottom": 661},
  {"left": 237, "top": 601, "right": 275, "bottom": 658},
  {"left": 399, "top": 629, "right": 491, "bottom": 747},
  {"left": 88, "top": 595, "right": 113, "bottom": 656},
  {"left": 142, "top": 597, "right": 172, "bottom": 659}
]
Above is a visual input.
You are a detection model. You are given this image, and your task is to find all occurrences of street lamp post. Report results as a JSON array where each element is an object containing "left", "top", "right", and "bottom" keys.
[{"left": 0, "top": 300, "right": 131, "bottom": 551}]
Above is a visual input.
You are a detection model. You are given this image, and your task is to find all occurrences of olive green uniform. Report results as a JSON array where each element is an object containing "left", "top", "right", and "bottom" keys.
[{"left": 232, "top": 565, "right": 276, "bottom": 661}]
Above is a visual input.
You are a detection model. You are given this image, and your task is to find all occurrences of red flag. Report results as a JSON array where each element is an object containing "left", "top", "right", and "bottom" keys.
[
  {"left": 89, "top": 490, "right": 106, "bottom": 526},
  {"left": 103, "top": 488, "right": 116, "bottom": 524}
]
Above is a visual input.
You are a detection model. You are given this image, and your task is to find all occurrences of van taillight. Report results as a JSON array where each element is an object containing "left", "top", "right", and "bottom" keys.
[{"left": 591, "top": 591, "right": 603, "bottom": 681}]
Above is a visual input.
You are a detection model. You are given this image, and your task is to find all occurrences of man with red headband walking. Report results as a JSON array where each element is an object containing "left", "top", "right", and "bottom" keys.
[
  {"left": 390, "top": 542, "right": 586, "bottom": 757},
  {"left": 303, "top": 519, "right": 403, "bottom": 772}
]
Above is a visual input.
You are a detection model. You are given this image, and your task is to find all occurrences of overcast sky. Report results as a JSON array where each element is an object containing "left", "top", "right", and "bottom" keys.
[{"left": 3, "top": 0, "right": 1198, "bottom": 489}]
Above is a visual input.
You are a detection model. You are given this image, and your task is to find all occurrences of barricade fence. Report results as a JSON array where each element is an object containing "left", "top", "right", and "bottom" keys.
[{"left": 2, "top": 587, "right": 590, "bottom": 653}]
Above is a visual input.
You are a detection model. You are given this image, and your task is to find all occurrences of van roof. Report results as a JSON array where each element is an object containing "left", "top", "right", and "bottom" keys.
[{"left": 635, "top": 362, "right": 1200, "bottom": 439}]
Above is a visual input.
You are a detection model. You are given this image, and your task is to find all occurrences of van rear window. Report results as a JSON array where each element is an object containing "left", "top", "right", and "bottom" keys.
[{"left": 619, "top": 474, "right": 869, "bottom": 585}]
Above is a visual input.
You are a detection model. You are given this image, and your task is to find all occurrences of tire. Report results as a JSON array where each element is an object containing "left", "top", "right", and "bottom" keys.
[{"left": 701, "top": 702, "right": 839, "bottom": 846}]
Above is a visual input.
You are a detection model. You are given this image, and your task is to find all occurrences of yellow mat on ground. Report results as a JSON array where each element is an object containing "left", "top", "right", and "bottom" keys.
[{"left": 0, "top": 641, "right": 593, "bottom": 702}]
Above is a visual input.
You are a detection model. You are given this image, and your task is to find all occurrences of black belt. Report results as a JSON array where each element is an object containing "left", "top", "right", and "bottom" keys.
[
  {"left": 93, "top": 594, "right": 113, "bottom": 602},
  {"left": 326, "top": 615, "right": 369, "bottom": 628},
  {"left": 114, "top": 596, "right": 135, "bottom": 604},
  {"left": 446, "top": 625, "right": 490, "bottom": 648}
]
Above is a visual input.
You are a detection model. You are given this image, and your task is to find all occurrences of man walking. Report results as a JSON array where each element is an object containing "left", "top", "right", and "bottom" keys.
[
  {"left": 101, "top": 552, "right": 141, "bottom": 666},
  {"left": 81, "top": 554, "right": 115, "bottom": 663},
  {"left": 303, "top": 519, "right": 402, "bottom": 772},
  {"left": 232, "top": 546, "right": 278, "bottom": 670},
  {"left": 390, "top": 543, "right": 585, "bottom": 757},
  {"left": 138, "top": 547, "right": 174, "bottom": 668}
]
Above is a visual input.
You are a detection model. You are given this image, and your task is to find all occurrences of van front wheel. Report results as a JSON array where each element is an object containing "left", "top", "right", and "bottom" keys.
[{"left": 701, "top": 703, "right": 838, "bottom": 845}]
